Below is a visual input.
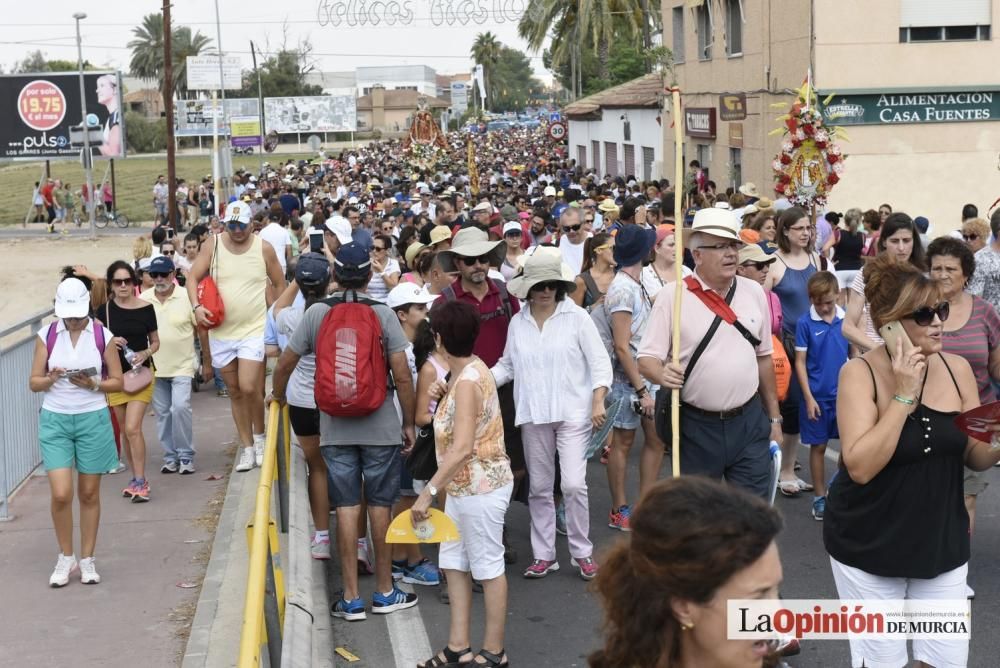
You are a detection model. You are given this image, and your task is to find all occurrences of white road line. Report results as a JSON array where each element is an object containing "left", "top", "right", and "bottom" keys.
[{"left": 386, "top": 582, "right": 433, "bottom": 667}]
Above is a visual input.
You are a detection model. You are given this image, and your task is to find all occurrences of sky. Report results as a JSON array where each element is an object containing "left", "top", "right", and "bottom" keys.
[{"left": 0, "top": 0, "right": 553, "bottom": 85}]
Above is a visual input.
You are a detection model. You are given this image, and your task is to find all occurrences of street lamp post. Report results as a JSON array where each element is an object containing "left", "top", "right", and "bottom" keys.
[{"left": 73, "top": 12, "right": 96, "bottom": 240}]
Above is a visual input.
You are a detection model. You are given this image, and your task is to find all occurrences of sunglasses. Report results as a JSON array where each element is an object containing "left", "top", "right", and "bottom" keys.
[
  {"left": 907, "top": 302, "right": 950, "bottom": 327},
  {"left": 373, "top": 246, "right": 388, "bottom": 252},
  {"left": 584, "top": 218, "right": 595, "bottom": 223},
  {"left": 593, "top": 243, "right": 614, "bottom": 252},
  {"left": 149, "top": 272, "right": 171, "bottom": 279},
  {"left": 112, "top": 278, "right": 133, "bottom": 286},
  {"left": 963, "top": 234, "right": 979, "bottom": 241},
  {"left": 162, "top": 250, "right": 175, "bottom": 256},
  {"left": 532, "top": 281, "right": 561, "bottom": 292},
  {"left": 457, "top": 254, "right": 492, "bottom": 266},
  {"left": 563, "top": 224, "right": 582, "bottom": 232},
  {"left": 227, "top": 221, "right": 249, "bottom": 231},
  {"left": 741, "top": 261, "right": 770, "bottom": 271}
]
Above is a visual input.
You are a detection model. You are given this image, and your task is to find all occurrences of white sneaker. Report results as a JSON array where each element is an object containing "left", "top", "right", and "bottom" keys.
[
  {"left": 253, "top": 437, "right": 265, "bottom": 467},
  {"left": 236, "top": 446, "right": 256, "bottom": 472},
  {"left": 108, "top": 460, "right": 127, "bottom": 474},
  {"left": 311, "top": 536, "right": 331, "bottom": 560},
  {"left": 178, "top": 460, "right": 196, "bottom": 475},
  {"left": 79, "top": 557, "right": 100, "bottom": 584},
  {"left": 49, "top": 553, "right": 78, "bottom": 587}
]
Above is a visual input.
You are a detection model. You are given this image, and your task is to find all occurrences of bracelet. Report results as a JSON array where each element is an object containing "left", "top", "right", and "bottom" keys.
[
  {"left": 635, "top": 386, "right": 649, "bottom": 398},
  {"left": 892, "top": 394, "right": 915, "bottom": 406},
  {"left": 769, "top": 417, "right": 783, "bottom": 424},
  {"left": 192, "top": 303, "right": 202, "bottom": 311}
]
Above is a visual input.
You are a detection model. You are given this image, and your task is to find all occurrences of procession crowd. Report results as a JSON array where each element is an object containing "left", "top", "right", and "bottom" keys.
[{"left": 29, "top": 124, "right": 1000, "bottom": 667}]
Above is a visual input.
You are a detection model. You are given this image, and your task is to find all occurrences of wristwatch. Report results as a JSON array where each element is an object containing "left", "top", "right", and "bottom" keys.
[
  {"left": 769, "top": 416, "right": 783, "bottom": 424},
  {"left": 427, "top": 482, "right": 438, "bottom": 498}
]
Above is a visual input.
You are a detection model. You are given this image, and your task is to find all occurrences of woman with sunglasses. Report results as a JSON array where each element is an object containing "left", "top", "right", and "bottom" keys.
[
  {"left": 367, "top": 234, "right": 401, "bottom": 303},
  {"left": 960, "top": 217, "right": 989, "bottom": 254},
  {"left": 30, "top": 278, "right": 124, "bottom": 586},
  {"left": 640, "top": 224, "right": 690, "bottom": 302},
  {"left": 572, "top": 232, "right": 616, "bottom": 311},
  {"left": 825, "top": 253, "right": 1000, "bottom": 668},
  {"left": 499, "top": 222, "right": 525, "bottom": 281},
  {"left": 100, "top": 261, "right": 160, "bottom": 502}
]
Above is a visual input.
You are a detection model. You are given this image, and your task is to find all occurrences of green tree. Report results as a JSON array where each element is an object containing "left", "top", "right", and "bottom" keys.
[
  {"left": 490, "top": 46, "right": 545, "bottom": 113},
  {"left": 127, "top": 13, "right": 213, "bottom": 98},
  {"left": 124, "top": 110, "right": 166, "bottom": 153},
  {"left": 11, "top": 51, "right": 95, "bottom": 73},
  {"left": 239, "top": 48, "right": 323, "bottom": 98},
  {"left": 545, "top": 40, "right": 650, "bottom": 97},
  {"left": 470, "top": 32, "right": 502, "bottom": 111}
]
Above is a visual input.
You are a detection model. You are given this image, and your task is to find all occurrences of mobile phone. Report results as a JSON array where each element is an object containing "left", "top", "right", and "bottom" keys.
[
  {"left": 878, "top": 320, "right": 913, "bottom": 356},
  {"left": 166, "top": 227, "right": 175, "bottom": 239},
  {"left": 309, "top": 227, "right": 325, "bottom": 253},
  {"left": 633, "top": 400, "right": 644, "bottom": 414},
  {"left": 64, "top": 367, "right": 99, "bottom": 378}
]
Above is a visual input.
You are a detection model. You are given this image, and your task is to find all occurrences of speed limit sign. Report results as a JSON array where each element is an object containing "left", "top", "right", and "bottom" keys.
[{"left": 548, "top": 121, "right": 567, "bottom": 141}]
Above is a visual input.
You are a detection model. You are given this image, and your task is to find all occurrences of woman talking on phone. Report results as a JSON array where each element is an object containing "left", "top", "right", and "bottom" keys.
[
  {"left": 30, "top": 278, "right": 124, "bottom": 587},
  {"left": 825, "top": 253, "right": 1000, "bottom": 668}
]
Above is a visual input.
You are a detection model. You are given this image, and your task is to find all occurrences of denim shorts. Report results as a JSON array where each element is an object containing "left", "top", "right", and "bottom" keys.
[
  {"left": 610, "top": 381, "right": 642, "bottom": 431},
  {"left": 322, "top": 443, "right": 401, "bottom": 508}
]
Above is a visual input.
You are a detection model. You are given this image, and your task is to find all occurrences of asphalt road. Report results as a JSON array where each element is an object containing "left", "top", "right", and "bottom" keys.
[{"left": 324, "top": 441, "right": 1000, "bottom": 668}]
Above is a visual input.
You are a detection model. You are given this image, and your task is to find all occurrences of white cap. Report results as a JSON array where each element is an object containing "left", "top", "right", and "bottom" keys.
[
  {"left": 325, "top": 216, "right": 353, "bottom": 244},
  {"left": 386, "top": 283, "right": 439, "bottom": 310},
  {"left": 248, "top": 175, "right": 257, "bottom": 182},
  {"left": 225, "top": 201, "right": 252, "bottom": 225},
  {"left": 246, "top": 183, "right": 256, "bottom": 190},
  {"left": 348, "top": 196, "right": 359, "bottom": 205},
  {"left": 138, "top": 257, "right": 153, "bottom": 271},
  {"left": 472, "top": 201, "right": 493, "bottom": 213},
  {"left": 502, "top": 221, "right": 522, "bottom": 236},
  {"left": 543, "top": 185, "right": 557, "bottom": 197},
  {"left": 54, "top": 278, "right": 90, "bottom": 319}
]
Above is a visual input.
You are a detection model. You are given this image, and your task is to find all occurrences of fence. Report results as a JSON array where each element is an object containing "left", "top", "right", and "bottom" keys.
[
  {"left": 239, "top": 401, "right": 292, "bottom": 667},
  {"left": 0, "top": 309, "right": 53, "bottom": 521}
]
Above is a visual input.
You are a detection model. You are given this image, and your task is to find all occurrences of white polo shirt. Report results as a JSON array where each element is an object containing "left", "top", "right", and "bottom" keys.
[{"left": 38, "top": 319, "right": 113, "bottom": 414}]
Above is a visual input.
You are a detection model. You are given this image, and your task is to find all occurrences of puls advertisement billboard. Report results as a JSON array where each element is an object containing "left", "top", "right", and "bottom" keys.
[{"left": 0, "top": 71, "right": 126, "bottom": 160}]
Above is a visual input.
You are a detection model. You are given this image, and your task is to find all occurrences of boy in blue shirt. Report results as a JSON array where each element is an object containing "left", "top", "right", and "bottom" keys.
[{"left": 794, "top": 272, "right": 849, "bottom": 521}]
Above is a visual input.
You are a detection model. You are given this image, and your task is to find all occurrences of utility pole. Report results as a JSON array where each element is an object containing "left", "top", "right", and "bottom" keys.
[
  {"left": 72, "top": 12, "right": 96, "bottom": 241},
  {"left": 163, "top": 0, "right": 177, "bottom": 231},
  {"left": 641, "top": 0, "right": 653, "bottom": 72},
  {"left": 214, "top": 0, "right": 229, "bottom": 202},
  {"left": 250, "top": 41, "right": 265, "bottom": 177}
]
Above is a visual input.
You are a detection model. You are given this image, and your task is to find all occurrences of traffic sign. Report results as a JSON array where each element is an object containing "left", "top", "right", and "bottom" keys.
[
  {"left": 549, "top": 112, "right": 562, "bottom": 122},
  {"left": 548, "top": 121, "right": 567, "bottom": 141}
]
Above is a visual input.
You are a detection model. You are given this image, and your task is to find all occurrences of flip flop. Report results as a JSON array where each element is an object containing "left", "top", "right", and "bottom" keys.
[
  {"left": 778, "top": 480, "right": 801, "bottom": 497},
  {"left": 795, "top": 478, "right": 815, "bottom": 492}
]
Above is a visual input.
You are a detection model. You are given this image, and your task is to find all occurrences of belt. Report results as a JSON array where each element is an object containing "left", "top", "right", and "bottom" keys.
[{"left": 681, "top": 394, "right": 758, "bottom": 420}]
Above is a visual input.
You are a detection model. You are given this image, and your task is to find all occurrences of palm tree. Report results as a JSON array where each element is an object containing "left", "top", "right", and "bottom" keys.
[
  {"left": 127, "top": 13, "right": 213, "bottom": 99},
  {"left": 471, "top": 32, "right": 502, "bottom": 111}
]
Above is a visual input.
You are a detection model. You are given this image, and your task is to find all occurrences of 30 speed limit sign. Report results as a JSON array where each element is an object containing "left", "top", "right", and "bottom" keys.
[{"left": 548, "top": 121, "right": 567, "bottom": 141}]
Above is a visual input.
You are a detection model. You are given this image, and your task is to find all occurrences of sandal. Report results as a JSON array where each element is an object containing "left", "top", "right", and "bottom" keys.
[
  {"left": 417, "top": 645, "right": 472, "bottom": 668},
  {"left": 473, "top": 648, "right": 509, "bottom": 667},
  {"left": 794, "top": 477, "right": 814, "bottom": 492},
  {"left": 778, "top": 480, "right": 801, "bottom": 497}
]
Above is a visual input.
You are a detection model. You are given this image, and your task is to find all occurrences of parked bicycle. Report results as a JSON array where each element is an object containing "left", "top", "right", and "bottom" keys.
[{"left": 95, "top": 208, "right": 130, "bottom": 228}]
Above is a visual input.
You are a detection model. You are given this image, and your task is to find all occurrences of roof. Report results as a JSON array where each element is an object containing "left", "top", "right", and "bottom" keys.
[
  {"left": 563, "top": 73, "right": 665, "bottom": 120},
  {"left": 357, "top": 90, "right": 450, "bottom": 111}
]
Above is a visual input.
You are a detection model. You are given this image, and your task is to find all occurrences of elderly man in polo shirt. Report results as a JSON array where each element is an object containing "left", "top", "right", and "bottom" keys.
[
  {"left": 141, "top": 256, "right": 208, "bottom": 473},
  {"left": 637, "top": 208, "right": 783, "bottom": 498}
]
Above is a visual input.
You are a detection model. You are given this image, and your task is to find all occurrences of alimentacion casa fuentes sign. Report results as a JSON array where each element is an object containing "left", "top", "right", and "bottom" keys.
[{"left": 821, "top": 89, "right": 1000, "bottom": 125}]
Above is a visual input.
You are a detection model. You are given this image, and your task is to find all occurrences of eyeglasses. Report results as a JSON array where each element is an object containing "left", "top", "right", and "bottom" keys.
[
  {"left": 787, "top": 225, "right": 811, "bottom": 233},
  {"left": 907, "top": 302, "right": 950, "bottom": 326},
  {"left": 149, "top": 272, "right": 171, "bottom": 279},
  {"left": 584, "top": 218, "right": 594, "bottom": 223},
  {"left": 563, "top": 224, "right": 582, "bottom": 233},
  {"left": 963, "top": 234, "right": 979, "bottom": 241},
  {"left": 112, "top": 277, "right": 133, "bottom": 286},
  {"left": 457, "top": 254, "right": 492, "bottom": 266},
  {"left": 227, "top": 221, "right": 249, "bottom": 231},
  {"left": 161, "top": 250, "right": 175, "bottom": 256},
  {"left": 741, "top": 261, "right": 770, "bottom": 271},
  {"left": 697, "top": 241, "right": 741, "bottom": 252}
]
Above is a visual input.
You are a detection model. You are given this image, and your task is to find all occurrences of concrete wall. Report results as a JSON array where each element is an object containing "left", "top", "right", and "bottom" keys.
[{"left": 569, "top": 107, "right": 663, "bottom": 180}]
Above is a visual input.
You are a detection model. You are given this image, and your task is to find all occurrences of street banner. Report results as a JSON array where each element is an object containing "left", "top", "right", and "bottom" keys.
[
  {"left": 263, "top": 95, "right": 357, "bottom": 133},
  {"left": 0, "top": 71, "right": 126, "bottom": 159},
  {"left": 230, "top": 115, "right": 262, "bottom": 147}
]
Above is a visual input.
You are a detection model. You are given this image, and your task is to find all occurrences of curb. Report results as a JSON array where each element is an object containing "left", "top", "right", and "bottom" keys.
[{"left": 282, "top": 444, "right": 316, "bottom": 668}]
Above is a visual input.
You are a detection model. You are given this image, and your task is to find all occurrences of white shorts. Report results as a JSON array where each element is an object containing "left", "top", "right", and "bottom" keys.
[
  {"left": 439, "top": 482, "right": 513, "bottom": 581},
  {"left": 209, "top": 337, "right": 265, "bottom": 369},
  {"left": 829, "top": 556, "right": 968, "bottom": 668}
]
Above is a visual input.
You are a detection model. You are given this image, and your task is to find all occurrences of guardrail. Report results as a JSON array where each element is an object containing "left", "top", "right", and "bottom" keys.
[
  {"left": 239, "top": 401, "right": 292, "bottom": 667},
  {"left": 0, "top": 309, "right": 54, "bottom": 521}
]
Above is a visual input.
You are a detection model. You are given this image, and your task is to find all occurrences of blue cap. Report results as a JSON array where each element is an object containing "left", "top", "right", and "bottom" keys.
[
  {"left": 295, "top": 252, "right": 330, "bottom": 286},
  {"left": 334, "top": 243, "right": 372, "bottom": 280},
  {"left": 149, "top": 255, "right": 175, "bottom": 273},
  {"left": 757, "top": 241, "right": 779, "bottom": 255},
  {"left": 613, "top": 224, "right": 657, "bottom": 267},
  {"left": 914, "top": 216, "right": 929, "bottom": 233}
]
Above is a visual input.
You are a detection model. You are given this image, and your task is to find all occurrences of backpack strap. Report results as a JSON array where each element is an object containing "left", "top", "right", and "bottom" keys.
[
  {"left": 580, "top": 271, "right": 601, "bottom": 304},
  {"left": 93, "top": 320, "right": 108, "bottom": 379},
  {"left": 441, "top": 285, "right": 457, "bottom": 302},
  {"left": 44, "top": 322, "right": 58, "bottom": 372},
  {"left": 683, "top": 276, "right": 762, "bottom": 349},
  {"left": 683, "top": 280, "right": 737, "bottom": 383},
  {"left": 493, "top": 279, "right": 514, "bottom": 322}
]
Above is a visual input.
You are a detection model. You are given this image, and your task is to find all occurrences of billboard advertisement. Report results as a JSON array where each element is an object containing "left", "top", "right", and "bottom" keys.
[
  {"left": 230, "top": 115, "right": 262, "bottom": 147},
  {"left": 450, "top": 82, "right": 469, "bottom": 115},
  {"left": 175, "top": 98, "right": 260, "bottom": 136},
  {"left": 186, "top": 55, "right": 242, "bottom": 90},
  {"left": 263, "top": 95, "right": 356, "bottom": 133},
  {"left": 0, "top": 71, "right": 126, "bottom": 160}
]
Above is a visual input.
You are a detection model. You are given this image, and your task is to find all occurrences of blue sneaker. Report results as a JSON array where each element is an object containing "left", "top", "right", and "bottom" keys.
[
  {"left": 372, "top": 585, "right": 418, "bottom": 614},
  {"left": 402, "top": 558, "right": 441, "bottom": 586},
  {"left": 812, "top": 496, "right": 826, "bottom": 521},
  {"left": 391, "top": 559, "right": 407, "bottom": 582},
  {"left": 331, "top": 594, "right": 367, "bottom": 621}
]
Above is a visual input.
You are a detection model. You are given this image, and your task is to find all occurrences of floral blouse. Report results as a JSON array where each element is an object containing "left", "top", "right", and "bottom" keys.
[{"left": 433, "top": 358, "right": 513, "bottom": 497}]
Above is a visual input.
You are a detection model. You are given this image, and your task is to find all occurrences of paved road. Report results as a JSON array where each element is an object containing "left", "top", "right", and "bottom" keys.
[
  {"left": 322, "top": 441, "right": 1000, "bottom": 667},
  {"left": 0, "top": 222, "right": 153, "bottom": 238}
]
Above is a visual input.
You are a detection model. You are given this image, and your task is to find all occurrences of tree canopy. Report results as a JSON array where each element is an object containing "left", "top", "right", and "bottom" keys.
[
  {"left": 127, "top": 13, "right": 213, "bottom": 99},
  {"left": 11, "top": 50, "right": 94, "bottom": 73},
  {"left": 238, "top": 48, "right": 323, "bottom": 98},
  {"left": 490, "top": 47, "right": 545, "bottom": 113}
]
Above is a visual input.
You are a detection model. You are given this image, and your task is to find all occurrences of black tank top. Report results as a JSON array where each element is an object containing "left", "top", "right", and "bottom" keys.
[
  {"left": 834, "top": 229, "right": 864, "bottom": 270},
  {"left": 823, "top": 353, "right": 970, "bottom": 579}
]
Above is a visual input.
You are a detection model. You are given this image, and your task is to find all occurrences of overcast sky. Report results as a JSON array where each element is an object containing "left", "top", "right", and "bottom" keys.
[{"left": 0, "top": 0, "right": 552, "bottom": 85}]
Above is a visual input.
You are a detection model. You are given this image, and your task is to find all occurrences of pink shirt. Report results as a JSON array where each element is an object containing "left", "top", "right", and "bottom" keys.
[{"left": 637, "top": 271, "right": 773, "bottom": 411}]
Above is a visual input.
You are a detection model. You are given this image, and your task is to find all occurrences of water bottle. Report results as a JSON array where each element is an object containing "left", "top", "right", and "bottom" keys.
[{"left": 123, "top": 346, "right": 139, "bottom": 368}]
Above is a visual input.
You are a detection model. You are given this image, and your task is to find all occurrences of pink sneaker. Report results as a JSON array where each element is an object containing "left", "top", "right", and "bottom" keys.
[
  {"left": 523, "top": 559, "right": 559, "bottom": 579},
  {"left": 571, "top": 556, "right": 599, "bottom": 581}
]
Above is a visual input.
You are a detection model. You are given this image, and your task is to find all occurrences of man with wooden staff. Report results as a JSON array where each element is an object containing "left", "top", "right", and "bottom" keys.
[{"left": 637, "top": 208, "right": 783, "bottom": 498}]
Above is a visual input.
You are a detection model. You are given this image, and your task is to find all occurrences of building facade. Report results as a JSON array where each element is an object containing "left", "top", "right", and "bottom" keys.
[
  {"left": 356, "top": 65, "right": 438, "bottom": 98},
  {"left": 356, "top": 86, "right": 449, "bottom": 132},
  {"left": 664, "top": 0, "right": 1000, "bottom": 232}
]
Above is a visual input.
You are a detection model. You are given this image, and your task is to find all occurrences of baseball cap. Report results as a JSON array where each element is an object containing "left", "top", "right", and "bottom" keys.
[
  {"left": 472, "top": 201, "right": 492, "bottom": 213},
  {"left": 149, "top": 256, "right": 175, "bottom": 274},
  {"left": 54, "top": 278, "right": 90, "bottom": 319},
  {"left": 295, "top": 252, "right": 331, "bottom": 286},
  {"left": 738, "top": 243, "right": 776, "bottom": 266},
  {"left": 137, "top": 257, "right": 153, "bottom": 272},
  {"left": 386, "top": 283, "right": 439, "bottom": 310},
  {"left": 543, "top": 185, "right": 557, "bottom": 197},
  {"left": 333, "top": 243, "right": 372, "bottom": 280},
  {"left": 225, "top": 201, "right": 252, "bottom": 225},
  {"left": 325, "top": 216, "right": 353, "bottom": 244},
  {"left": 502, "top": 221, "right": 522, "bottom": 236}
]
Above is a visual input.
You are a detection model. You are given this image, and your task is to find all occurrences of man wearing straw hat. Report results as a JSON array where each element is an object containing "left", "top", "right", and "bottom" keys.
[{"left": 636, "top": 208, "right": 784, "bottom": 498}]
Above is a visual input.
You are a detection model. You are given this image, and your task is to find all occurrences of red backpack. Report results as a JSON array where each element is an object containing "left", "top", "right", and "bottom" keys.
[{"left": 314, "top": 292, "right": 389, "bottom": 417}]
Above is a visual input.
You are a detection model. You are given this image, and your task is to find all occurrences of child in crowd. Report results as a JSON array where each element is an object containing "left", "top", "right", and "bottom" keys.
[{"left": 794, "top": 271, "right": 849, "bottom": 521}]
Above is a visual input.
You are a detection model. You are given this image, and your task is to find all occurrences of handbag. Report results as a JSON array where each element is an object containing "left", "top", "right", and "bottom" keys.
[
  {"left": 196, "top": 235, "right": 226, "bottom": 329},
  {"left": 107, "top": 302, "right": 154, "bottom": 394},
  {"left": 405, "top": 424, "right": 438, "bottom": 480}
]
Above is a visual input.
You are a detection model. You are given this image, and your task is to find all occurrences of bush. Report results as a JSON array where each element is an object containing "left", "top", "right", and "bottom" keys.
[{"left": 125, "top": 111, "right": 167, "bottom": 154}]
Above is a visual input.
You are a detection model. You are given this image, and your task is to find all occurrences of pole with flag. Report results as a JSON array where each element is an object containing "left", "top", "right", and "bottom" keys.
[{"left": 669, "top": 86, "right": 684, "bottom": 477}]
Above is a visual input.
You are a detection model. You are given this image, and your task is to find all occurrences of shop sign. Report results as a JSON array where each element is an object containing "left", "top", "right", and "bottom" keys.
[
  {"left": 822, "top": 90, "right": 1000, "bottom": 125},
  {"left": 685, "top": 107, "right": 716, "bottom": 138},
  {"left": 719, "top": 93, "right": 747, "bottom": 121},
  {"left": 729, "top": 122, "right": 743, "bottom": 148}
]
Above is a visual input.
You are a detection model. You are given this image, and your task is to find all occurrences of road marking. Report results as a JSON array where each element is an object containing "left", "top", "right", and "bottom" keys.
[{"left": 386, "top": 582, "right": 433, "bottom": 667}]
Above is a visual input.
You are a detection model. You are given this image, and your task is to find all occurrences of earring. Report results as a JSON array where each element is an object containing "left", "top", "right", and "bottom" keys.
[{"left": 680, "top": 622, "right": 694, "bottom": 631}]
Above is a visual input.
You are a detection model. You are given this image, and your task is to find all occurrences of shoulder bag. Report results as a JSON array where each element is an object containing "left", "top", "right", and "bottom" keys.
[{"left": 196, "top": 235, "right": 226, "bottom": 329}]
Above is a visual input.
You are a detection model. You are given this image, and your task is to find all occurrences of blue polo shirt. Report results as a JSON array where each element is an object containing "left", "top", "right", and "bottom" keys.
[{"left": 794, "top": 305, "right": 849, "bottom": 402}]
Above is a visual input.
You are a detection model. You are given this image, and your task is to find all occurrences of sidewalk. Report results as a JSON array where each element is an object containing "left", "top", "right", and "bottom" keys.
[{"left": 0, "top": 390, "right": 243, "bottom": 667}]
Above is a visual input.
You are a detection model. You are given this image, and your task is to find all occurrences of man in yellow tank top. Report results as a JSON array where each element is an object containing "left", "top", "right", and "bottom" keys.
[{"left": 186, "top": 202, "right": 286, "bottom": 472}]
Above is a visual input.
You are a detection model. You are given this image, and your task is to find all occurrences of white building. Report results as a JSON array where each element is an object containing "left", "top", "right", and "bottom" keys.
[
  {"left": 356, "top": 65, "right": 437, "bottom": 98},
  {"left": 565, "top": 73, "right": 665, "bottom": 181}
]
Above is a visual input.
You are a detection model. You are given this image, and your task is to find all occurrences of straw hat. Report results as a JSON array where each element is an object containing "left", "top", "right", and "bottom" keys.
[
  {"left": 437, "top": 227, "right": 505, "bottom": 273},
  {"left": 682, "top": 208, "right": 744, "bottom": 249},
  {"left": 508, "top": 250, "right": 577, "bottom": 299},
  {"left": 738, "top": 183, "right": 760, "bottom": 198}
]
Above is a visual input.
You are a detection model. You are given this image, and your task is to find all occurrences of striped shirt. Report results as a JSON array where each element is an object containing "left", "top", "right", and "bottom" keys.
[{"left": 941, "top": 295, "right": 1000, "bottom": 405}]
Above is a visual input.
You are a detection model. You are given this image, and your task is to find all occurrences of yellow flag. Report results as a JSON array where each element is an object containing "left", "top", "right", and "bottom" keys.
[{"left": 468, "top": 139, "right": 479, "bottom": 197}]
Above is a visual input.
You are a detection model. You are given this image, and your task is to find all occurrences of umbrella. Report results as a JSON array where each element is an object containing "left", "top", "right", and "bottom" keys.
[{"left": 585, "top": 396, "right": 625, "bottom": 460}]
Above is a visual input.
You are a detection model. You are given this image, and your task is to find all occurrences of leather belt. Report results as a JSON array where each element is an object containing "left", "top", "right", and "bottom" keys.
[{"left": 682, "top": 394, "right": 758, "bottom": 420}]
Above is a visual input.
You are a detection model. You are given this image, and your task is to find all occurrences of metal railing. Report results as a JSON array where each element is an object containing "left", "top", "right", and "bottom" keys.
[
  {"left": 0, "top": 309, "right": 54, "bottom": 521},
  {"left": 239, "top": 401, "right": 291, "bottom": 667}
]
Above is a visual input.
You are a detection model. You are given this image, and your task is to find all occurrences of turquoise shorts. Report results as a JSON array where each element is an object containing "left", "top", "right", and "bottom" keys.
[{"left": 39, "top": 408, "right": 118, "bottom": 474}]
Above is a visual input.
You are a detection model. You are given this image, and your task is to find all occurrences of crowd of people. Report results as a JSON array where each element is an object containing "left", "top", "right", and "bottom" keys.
[{"left": 29, "top": 123, "right": 1000, "bottom": 667}]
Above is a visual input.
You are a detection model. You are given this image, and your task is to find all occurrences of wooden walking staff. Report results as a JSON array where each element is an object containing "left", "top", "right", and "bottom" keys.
[{"left": 669, "top": 86, "right": 684, "bottom": 478}]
